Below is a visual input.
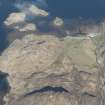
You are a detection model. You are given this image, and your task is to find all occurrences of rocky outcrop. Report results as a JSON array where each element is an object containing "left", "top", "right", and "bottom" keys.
[
  {"left": 0, "top": 35, "right": 63, "bottom": 95},
  {"left": 96, "top": 40, "right": 105, "bottom": 105},
  {"left": 8, "top": 92, "right": 77, "bottom": 105},
  {"left": 0, "top": 34, "right": 98, "bottom": 105}
]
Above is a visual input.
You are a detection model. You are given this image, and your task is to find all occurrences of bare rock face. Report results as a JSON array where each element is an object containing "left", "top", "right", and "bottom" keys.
[
  {"left": 0, "top": 34, "right": 98, "bottom": 105},
  {"left": 8, "top": 92, "right": 76, "bottom": 105},
  {"left": 6, "top": 69, "right": 97, "bottom": 105},
  {"left": 0, "top": 35, "right": 64, "bottom": 95},
  {"left": 8, "top": 93, "right": 97, "bottom": 105}
]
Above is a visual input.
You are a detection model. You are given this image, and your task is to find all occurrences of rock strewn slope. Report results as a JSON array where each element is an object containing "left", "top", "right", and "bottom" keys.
[
  {"left": 0, "top": 34, "right": 97, "bottom": 105},
  {"left": 0, "top": 35, "right": 64, "bottom": 95}
]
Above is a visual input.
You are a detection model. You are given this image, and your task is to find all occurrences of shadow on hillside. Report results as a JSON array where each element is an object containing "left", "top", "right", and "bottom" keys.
[
  {"left": 24, "top": 86, "right": 69, "bottom": 97},
  {"left": 0, "top": 71, "right": 10, "bottom": 105}
]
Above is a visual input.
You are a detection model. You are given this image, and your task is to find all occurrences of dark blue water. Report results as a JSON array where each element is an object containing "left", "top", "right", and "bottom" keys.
[
  {"left": 47, "top": 0, "right": 105, "bottom": 19},
  {"left": 0, "top": 0, "right": 18, "bottom": 52}
]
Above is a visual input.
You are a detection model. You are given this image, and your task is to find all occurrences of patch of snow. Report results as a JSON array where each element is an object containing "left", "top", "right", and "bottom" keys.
[
  {"left": 4, "top": 13, "right": 26, "bottom": 26},
  {"left": 19, "top": 23, "right": 37, "bottom": 32},
  {"left": 53, "top": 17, "right": 64, "bottom": 27},
  {"left": 87, "top": 33, "right": 100, "bottom": 38}
]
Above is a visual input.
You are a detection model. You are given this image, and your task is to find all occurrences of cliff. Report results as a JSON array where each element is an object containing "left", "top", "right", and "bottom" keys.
[{"left": 0, "top": 34, "right": 97, "bottom": 105}]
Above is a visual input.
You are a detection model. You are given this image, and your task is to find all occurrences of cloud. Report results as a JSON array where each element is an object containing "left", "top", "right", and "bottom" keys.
[{"left": 14, "top": 0, "right": 48, "bottom": 10}]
